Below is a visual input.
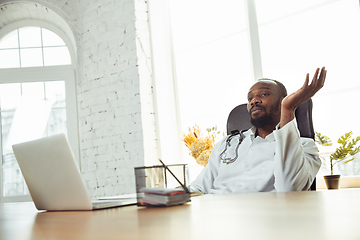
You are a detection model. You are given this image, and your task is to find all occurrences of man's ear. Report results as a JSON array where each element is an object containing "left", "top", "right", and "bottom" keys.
[
  {"left": 277, "top": 97, "right": 284, "bottom": 113},
  {"left": 279, "top": 96, "right": 285, "bottom": 106}
]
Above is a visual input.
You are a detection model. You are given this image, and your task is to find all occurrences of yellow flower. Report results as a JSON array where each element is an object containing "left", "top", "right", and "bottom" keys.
[
  {"left": 188, "top": 137, "right": 213, "bottom": 159},
  {"left": 182, "top": 125, "right": 217, "bottom": 166},
  {"left": 182, "top": 125, "right": 201, "bottom": 148},
  {"left": 196, "top": 149, "right": 212, "bottom": 167}
]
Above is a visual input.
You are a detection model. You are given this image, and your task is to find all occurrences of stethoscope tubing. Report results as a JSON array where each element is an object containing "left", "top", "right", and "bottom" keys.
[{"left": 219, "top": 130, "right": 246, "bottom": 164}]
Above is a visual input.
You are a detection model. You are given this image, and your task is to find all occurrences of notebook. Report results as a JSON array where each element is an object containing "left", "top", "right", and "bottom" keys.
[{"left": 12, "top": 134, "right": 137, "bottom": 211}]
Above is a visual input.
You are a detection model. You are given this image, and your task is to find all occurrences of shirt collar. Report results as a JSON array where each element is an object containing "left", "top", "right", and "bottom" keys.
[{"left": 246, "top": 126, "right": 276, "bottom": 143}]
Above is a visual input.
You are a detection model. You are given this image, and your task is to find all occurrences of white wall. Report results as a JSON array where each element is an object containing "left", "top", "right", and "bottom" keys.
[{"left": 75, "top": 0, "right": 158, "bottom": 198}]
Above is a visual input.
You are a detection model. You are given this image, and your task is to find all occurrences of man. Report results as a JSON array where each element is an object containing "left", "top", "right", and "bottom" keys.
[{"left": 189, "top": 67, "right": 327, "bottom": 194}]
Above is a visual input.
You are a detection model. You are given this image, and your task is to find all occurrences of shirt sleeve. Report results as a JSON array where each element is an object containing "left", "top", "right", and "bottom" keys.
[
  {"left": 188, "top": 137, "right": 227, "bottom": 193},
  {"left": 273, "top": 118, "right": 321, "bottom": 191}
]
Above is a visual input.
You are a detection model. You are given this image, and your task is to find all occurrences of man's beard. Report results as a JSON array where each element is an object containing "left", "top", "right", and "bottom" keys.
[{"left": 250, "top": 101, "right": 280, "bottom": 129}]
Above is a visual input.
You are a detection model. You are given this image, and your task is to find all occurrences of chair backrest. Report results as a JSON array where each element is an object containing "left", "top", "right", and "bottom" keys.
[{"left": 226, "top": 99, "right": 316, "bottom": 190}]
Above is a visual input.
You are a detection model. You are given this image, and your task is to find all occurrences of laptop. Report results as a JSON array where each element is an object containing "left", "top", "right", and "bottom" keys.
[{"left": 12, "top": 134, "right": 137, "bottom": 211}]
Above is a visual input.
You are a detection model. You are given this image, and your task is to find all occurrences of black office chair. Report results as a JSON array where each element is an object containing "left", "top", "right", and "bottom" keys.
[{"left": 226, "top": 99, "right": 316, "bottom": 191}]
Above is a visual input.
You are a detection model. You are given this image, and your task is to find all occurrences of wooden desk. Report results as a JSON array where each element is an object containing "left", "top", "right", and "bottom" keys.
[{"left": 1, "top": 189, "right": 360, "bottom": 240}]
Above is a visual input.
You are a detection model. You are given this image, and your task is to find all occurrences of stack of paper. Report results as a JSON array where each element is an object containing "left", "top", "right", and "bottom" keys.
[{"left": 138, "top": 187, "right": 191, "bottom": 207}]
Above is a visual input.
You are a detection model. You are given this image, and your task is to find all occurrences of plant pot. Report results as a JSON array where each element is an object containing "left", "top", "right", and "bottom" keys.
[{"left": 323, "top": 175, "right": 341, "bottom": 189}]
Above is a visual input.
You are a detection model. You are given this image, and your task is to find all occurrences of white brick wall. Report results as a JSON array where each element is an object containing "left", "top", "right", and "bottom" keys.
[
  {"left": 0, "top": 0, "right": 158, "bottom": 198},
  {"left": 75, "top": 0, "right": 158, "bottom": 198}
]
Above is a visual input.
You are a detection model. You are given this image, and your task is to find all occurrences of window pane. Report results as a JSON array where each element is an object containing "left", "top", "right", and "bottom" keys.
[
  {"left": 2, "top": 155, "right": 26, "bottom": 197},
  {"left": 0, "top": 49, "right": 20, "bottom": 68},
  {"left": 169, "top": 0, "right": 250, "bottom": 133},
  {"left": 42, "top": 28, "right": 66, "bottom": 47},
  {"left": 256, "top": 0, "right": 360, "bottom": 177},
  {"left": 43, "top": 47, "right": 71, "bottom": 66},
  {"left": 256, "top": 0, "right": 330, "bottom": 25},
  {"left": 257, "top": 0, "right": 360, "bottom": 93},
  {"left": 0, "top": 81, "right": 67, "bottom": 197},
  {"left": 337, "top": 158, "right": 360, "bottom": 176},
  {"left": 18, "top": 82, "right": 48, "bottom": 142},
  {"left": 45, "top": 81, "right": 66, "bottom": 107},
  {"left": 3, "top": 182, "right": 29, "bottom": 196},
  {"left": 47, "top": 108, "right": 67, "bottom": 137},
  {"left": 20, "top": 48, "right": 43, "bottom": 67},
  {"left": 1, "top": 111, "right": 16, "bottom": 159},
  {"left": 167, "top": 0, "right": 252, "bottom": 179},
  {"left": 19, "top": 27, "right": 42, "bottom": 48},
  {"left": 256, "top": 0, "right": 360, "bottom": 133},
  {"left": 169, "top": 0, "right": 247, "bottom": 52},
  {"left": 22, "top": 82, "right": 45, "bottom": 99},
  {"left": 175, "top": 34, "right": 252, "bottom": 131},
  {"left": 0, "top": 30, "right": 19, "bottom": 49},
  {"left": 2, "top": 168, "right": 26, "bottom": 197},
  {"left": 0, "top": 83, "right": 22, "bottom": 111},
  {"left": 3, "top": 166, "right": 22, "bottom": 184}
]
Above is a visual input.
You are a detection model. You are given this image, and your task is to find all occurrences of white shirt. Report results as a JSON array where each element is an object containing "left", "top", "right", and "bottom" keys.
[{"left": 189, "top": 119, "right": 321, "bottom": 194}]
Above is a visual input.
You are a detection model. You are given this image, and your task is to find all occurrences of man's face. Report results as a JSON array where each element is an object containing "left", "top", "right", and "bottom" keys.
[{"left": 247, "top": 81, "right": 282, "bottom": 128}]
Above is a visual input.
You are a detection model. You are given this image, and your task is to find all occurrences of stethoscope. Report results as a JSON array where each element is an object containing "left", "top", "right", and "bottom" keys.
[{"left": 219, "top": 129, "right": 247, "bottom": 164}]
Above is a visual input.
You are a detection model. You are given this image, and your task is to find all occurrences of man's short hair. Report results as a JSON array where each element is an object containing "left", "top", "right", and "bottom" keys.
[{"left": 258, "top": 78, "right": 287, "bottom": 98}]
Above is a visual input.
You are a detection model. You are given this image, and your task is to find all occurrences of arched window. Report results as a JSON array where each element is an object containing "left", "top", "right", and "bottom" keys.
[
  {"left": 0, "top": 27, "right": 71, "bottom": 68},
  {"left": 0, "top": 23, "right": 78, "bottom": 202}
]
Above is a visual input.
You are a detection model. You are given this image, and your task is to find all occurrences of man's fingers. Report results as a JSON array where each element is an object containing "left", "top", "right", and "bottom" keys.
[
  {"left": 319, "top": 67, "right": 326, "bottom": 78},
  {"left": 309, "top": 68, "right": 320, "bottom": 88},
  {"left": 312, "top": 68, "right": 320, "bottom": 81},
  {"left": 319, "top": 67, "right": 327, "bottom": 86},
  {"left": 302, "top": 73, "right": 310, "bottom": 90},
  {"left": 314, "top": 67, "right": 326, "bottom": 91},
  {"left": 310, "top": 67, "right": 326, "bottom": 93}
]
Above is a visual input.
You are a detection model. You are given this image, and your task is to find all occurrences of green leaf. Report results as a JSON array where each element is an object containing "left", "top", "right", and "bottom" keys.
[
  {"left": 315, "top": 131, "right": 332, "bottom": 146},
  {"left": 330, "top": 146, "right": 349, "bottom": 161},
  {"left": 347, "top": 136, "right": 360, "bottom": 149},
  {"left": 350, "top": 145, "right": 360, "bottom": 156},
  {"left": 338, "top": 132, "right": 352, "bottom": 146},
  {"left": 344, "top": 158, "right": 355, "bottom": 164}
]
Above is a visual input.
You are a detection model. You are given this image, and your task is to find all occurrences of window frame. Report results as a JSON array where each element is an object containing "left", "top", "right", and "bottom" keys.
[{"left": 0, "top": 21, "right": 79, "bottom": 202}]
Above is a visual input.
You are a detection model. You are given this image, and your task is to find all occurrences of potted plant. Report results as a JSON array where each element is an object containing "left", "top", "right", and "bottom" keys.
[{"left": 315, "top": 131, "right": 360, "bottom": 189}]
